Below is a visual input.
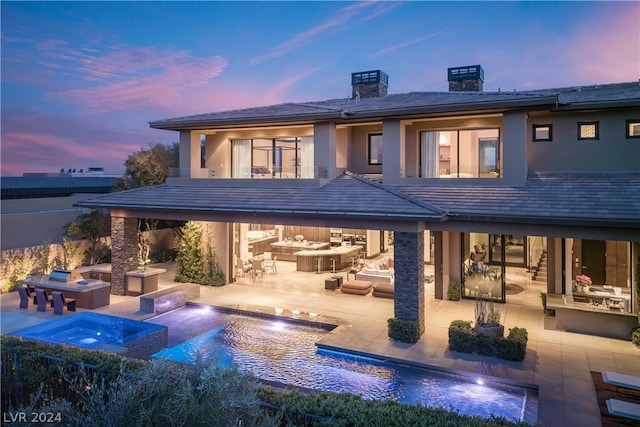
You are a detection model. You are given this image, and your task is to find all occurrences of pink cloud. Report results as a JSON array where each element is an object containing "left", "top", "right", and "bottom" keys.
[
  {"left": 565, "top": 5, "right": 639, "bottom": 84},
  {"left": 0, "top": 111, "right": 165, "bottom": 175},
  {"left": 50, "top": 49, "right": 228, "bottom": 114}
]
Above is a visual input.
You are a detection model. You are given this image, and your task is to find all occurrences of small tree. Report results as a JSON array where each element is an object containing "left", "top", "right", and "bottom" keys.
[
  {"left": 115, "top": 142, "right": 179, "bottom": 190},
  {"left": 59, "top": 237, "right": 82, "bottom": 270},
  {"left": 37, "top": 242, "right": 53, "bottom": 275},
  {"left": 203, "top": 226, "right": 225, "bottom": 286},
  {"left": 174, "top": 221, "right": 206, "bottom": 284},
  {"left": 64, "top": 209, "right": 111, "bottom": 265}
]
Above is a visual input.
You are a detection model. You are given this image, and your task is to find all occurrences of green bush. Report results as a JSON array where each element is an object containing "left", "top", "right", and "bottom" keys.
[
  {"left": 448, "top": 320, "right": 528, "bottom": 362},
  {"left": 40, "top": 359, "right": 264, "bottom": 427},
  {"left": 258, "top": 388, "right": 530, "bottom": 427},
  {"left": 388, "top": 318, "right": 422, "bottom": 343},
  {"left": 632, "top": 326, "right": 640, "bottom": 348},
  {"left": 447, "top": 281, "right": 461, "bottom": 301},
  {"left": 1, "top": 335, "right": 145, "bottom": 409}
]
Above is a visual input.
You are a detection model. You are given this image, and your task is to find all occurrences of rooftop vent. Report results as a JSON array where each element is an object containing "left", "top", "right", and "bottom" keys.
[
  {"left": 448, "top": 65, "right": 484, "bottom": 92},
  {"left": 351, "top": 70, "right": 388, "bottom": 99}
]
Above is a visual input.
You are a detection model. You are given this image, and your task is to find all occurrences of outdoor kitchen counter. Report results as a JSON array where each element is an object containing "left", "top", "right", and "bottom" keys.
[
  {"left": 125, "top": 267, "right": 166, "bottom": 296},
  {"left": 546, "top": 294, "right": 637, "bottom": 340},
  {"left": 20, "top": 276, "right": 111, "bottom": 309},
  {"left": 294, "top": 245, "right": 361, "bottom": 272}
]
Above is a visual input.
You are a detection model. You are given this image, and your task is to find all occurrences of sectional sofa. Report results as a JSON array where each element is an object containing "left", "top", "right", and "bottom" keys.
[{"left": 355, "top": 257, "right": 394, "bottom": 286}]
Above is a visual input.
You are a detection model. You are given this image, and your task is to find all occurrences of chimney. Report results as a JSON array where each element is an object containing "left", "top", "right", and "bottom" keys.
[
  {"left": 448, "top": 65, "right": 484, "bottom": 92},
  {"left": 351, "top": 70, "right": 388, "bottom": 99}
]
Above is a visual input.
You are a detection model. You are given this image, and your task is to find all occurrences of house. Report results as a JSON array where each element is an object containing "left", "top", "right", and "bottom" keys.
[{"left": 77, "top": 65, "right": 640, "bottom": 340}]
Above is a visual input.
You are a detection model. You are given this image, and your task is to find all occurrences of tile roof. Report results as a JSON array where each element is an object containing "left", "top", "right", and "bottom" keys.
[
  {"left": 76, "top": 172, "right": 444, "bottom": 222},
  {"left": 76, "top": 172, "right": 640, "bottom": 231},
  {"left": 396, "top": 172, "right": 640, "bottom": 228},
  {"left": 149, "top": 82, "right": 640, "bottom": 129}
]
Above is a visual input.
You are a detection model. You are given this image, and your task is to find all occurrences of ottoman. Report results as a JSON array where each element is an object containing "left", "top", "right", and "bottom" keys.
[
  {"left": 341, "top": 280, "right": 373, "bottom": 296},
  {"left": 373, "top": 283, "right": 394, "bottom": 299},
  {"left": 325, "top": 278, "right": 339, "bottom": 290}
]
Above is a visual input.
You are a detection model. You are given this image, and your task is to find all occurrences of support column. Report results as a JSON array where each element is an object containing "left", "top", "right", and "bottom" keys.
[
  {"left": 111, "top": 216, "right": 139, "bottom": 295},
  {"left": 382, "top": 119, "right": 405, "bottom": 184},
  {"left": 393, "top": 230, "right": 425, "bottom": 337},
  {"left": 179, "top": 130, "right": 202, "bottom": 176},
  {"left": 313, "top": 122, "right": 337, "bottom": 179}
]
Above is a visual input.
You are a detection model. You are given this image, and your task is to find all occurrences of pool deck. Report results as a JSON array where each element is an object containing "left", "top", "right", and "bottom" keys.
[{"left": 2, "top": 261, "right": 639, "bottom": 427}]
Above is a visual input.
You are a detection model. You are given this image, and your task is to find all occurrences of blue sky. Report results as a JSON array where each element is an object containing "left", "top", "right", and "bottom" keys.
[{"left": 2, "top": 1, "right": 638, "bottom": 176}]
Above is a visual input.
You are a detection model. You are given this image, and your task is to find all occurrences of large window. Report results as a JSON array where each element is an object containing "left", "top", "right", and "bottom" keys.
[
  {"left": 420, "top": 128, "right": 500, "bottom": 178},
  {"left": 231, "top": 137, "right": 314, "bottom": 179},
  {"left": 368, "top": 133, "right": 383, "bottom": 165}
]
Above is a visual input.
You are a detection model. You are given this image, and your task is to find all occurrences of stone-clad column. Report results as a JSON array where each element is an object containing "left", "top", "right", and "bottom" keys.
[
  {"left": 110, "top": 216, "right": 139, "bottom": 295},
  {"left": 393, "top": 231, "right": 425, "bottom": 337}
]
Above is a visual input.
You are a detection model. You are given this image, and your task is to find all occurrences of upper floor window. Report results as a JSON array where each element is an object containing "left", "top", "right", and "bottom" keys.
[
  {"left": 578, "top": 121, "right": 599, "bottom": 140},
  {"left": 533, "top": 124, "right": 552, "bottom": 142},
  {"left": 231, "top": 137, "right": 314, "bottom": 179},
  {"left": 419, "top": 128, "right": 500, "bottom": 178},
  {"left": 368, "top": 134, "right": 383, "bottom": 165},
  {"left": 626, "top": 120, "right": 640, "bottom": 139}
]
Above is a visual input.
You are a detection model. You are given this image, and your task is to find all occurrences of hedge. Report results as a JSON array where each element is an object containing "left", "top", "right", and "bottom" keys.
[{"left": 448, "top": 320, "right": 528, "bottom": 362}]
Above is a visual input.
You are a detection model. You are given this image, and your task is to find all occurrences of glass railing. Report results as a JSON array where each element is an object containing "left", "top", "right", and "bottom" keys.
[
  {"left": 401, "top": 165, "right": 501, "bottom": 179},
  {"left": 168, "top": 167, "right": 325, "bottom": 179}
]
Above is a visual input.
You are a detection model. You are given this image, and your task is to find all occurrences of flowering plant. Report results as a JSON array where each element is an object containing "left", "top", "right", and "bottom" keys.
[
  {"left": 575, "top": 274, "right": 592, "bottom": 286},
  {"left": 294, "top": 234, "right": 304, "bottom": 242}
]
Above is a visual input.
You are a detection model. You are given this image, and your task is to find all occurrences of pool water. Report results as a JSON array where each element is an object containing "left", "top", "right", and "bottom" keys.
[
  {"left": 151, "top": 306, "right": 537, "bottom": 423},
  {"left": 11, "top": 312, "right": 166, "bottom": 350}
]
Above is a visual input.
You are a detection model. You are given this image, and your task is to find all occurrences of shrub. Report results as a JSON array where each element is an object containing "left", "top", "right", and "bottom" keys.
[
  {"left": 258, "top": 388, "right": 531, "bottom": 427},
  {"left": 388, "top": 318, "right": 422, "bottom": 343},
  {"left": 448, "top": 320, "right": 528, "bottom": 362},
  {"left": 631, "top": 327, "right": 640, "bottom": 348},
  {"left": 1, "top": 335, "right": 144, "bottom": 409},
  {"left": 540, "top": 292, "right": 555, "bottom": 316},
  {"left": 447, "top": 281, "right": 461, "bottom": 301}
]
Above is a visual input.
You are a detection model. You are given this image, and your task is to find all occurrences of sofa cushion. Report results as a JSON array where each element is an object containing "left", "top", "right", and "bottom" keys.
[
  {"left": 362, "top": 267, "right": 378, "bottom": 275},
  {"left": 342, "top": 280, "right": 373, "bottom": 295},
  {"left": 373, "top": 283, "right": 394, "bottom": 299}
]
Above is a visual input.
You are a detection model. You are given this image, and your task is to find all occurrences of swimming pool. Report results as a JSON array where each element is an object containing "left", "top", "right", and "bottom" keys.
[
  {"left": 11, "top": 312, "right": 168, "bottom": 358},
  {"left": 151, "top": 305, "right": 537, "bottom": 423}
]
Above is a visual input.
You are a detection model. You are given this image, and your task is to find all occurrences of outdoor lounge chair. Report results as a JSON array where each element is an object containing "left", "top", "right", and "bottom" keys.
[
  {"left": 18, "top": 286, "right": 31, "bottom": 309},
  {"left": 35, "top": 289, "right": 53, "bottom": 312},
  {"left": 51, "top": 291, "right": 76, "bottom": 315}
]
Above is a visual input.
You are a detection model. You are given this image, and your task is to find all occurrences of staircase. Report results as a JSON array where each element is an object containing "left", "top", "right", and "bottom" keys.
[{"left": 532, "top": 250, "right": 547, "bottom": 282}]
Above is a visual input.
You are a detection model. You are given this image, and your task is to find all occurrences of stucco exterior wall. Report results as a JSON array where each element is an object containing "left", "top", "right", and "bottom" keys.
[
  {"left": 348, "top": 124, "right": 383, "bottom": 174},
  {"left": 527, "top": 109, "right": 640, "bottom": 172},
  {"left": 0, "top": 194, "right": 105, "bottom": 251}
]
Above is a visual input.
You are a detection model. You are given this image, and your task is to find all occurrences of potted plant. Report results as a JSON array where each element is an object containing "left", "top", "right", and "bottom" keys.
[
  {"left": 575, "top": 274, "right": 592, "bottom": 293},
  {"left": 474, "top": 294, "right": 504, "bottom": 338}
]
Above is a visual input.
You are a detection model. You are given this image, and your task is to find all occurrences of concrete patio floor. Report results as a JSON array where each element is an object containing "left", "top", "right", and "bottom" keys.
[{"left": 2, "top": 259, "right": 638, "bottom": 427}]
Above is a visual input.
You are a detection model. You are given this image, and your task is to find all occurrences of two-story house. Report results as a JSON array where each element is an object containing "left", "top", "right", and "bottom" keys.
[{"left": 78, "top": 65, "right": 640, "bottom": 340}]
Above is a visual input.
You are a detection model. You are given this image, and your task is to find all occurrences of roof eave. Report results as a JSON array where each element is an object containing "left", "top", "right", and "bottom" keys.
[{"left": 148, "top": 96, "right": 559, "bottom": 131}]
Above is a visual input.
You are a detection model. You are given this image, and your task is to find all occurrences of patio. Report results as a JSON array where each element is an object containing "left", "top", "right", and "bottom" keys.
[{"left": 2, "top": 260, "right": 639, "bottom": 427}]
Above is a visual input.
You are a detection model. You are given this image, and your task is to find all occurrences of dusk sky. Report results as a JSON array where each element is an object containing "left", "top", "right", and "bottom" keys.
[{"left": 1, "top": 1, "right": 638, "bottom": 176}]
